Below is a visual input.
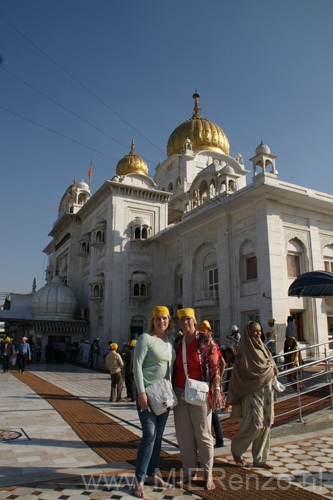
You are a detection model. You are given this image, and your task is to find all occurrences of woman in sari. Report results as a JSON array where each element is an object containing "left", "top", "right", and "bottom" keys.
[{"left": 226, "top": 321, "right": 278, "bottom": 469}]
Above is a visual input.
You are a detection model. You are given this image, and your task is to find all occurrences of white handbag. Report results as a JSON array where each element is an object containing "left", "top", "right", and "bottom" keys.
[
  {"left": 145, "top": 343, "right": 178, "bottom": 415},
  {"left": 182, "top": 338, "right": 209, "bottom": 406}
]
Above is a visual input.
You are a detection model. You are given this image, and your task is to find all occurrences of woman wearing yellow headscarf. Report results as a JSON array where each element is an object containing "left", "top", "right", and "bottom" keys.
[{"left": 133, "top": 306, "right": 175, "bottom": 498}]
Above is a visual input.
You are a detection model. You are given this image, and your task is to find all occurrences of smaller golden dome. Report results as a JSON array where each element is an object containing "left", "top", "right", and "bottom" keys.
[
  {"left": 167, "top": 93, "right": 229, "bottom": 157},
  {"left": 116, "top": 140, "right": 148, "bottom": 176}
]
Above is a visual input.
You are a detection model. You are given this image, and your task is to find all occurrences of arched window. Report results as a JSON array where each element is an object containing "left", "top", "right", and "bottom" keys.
[
  {"left": 287, "top": 239, "right": 304, "bottom": 278},
  {"left": 228, "top": 180, "right": 236, "bottom": 192},
  {"left": 89, "top": 274, "right": 104, "bottom": 300},
  {"left": 168, "top": 182, "right": 173, "bottom": 191},
  {"left": 132, "top": 218, "right": 151, "bottom": 241},
  {"left": 240, "top": 240, "right": 257, "bottom": 282},
  {"left": 199, "top": 180, "right": 209, "bottom": 205},
  {"left": 78, "top": 193, "right": 87, "bottom": 205},
  {"left": 192, "top": 244, "right": 219, "bottom": 302},
  {"left": 96, "top": 231, "right": 102, "bottom": 243},
  {"left": 91, "top": 225, "right": 106, "bottom": 248},
  {"left": 131, "top": 276, "right": 149, "bottom": 298},
  {"left": 323, "top": 244, "right": 333, "bottom": 272},
  {"left": 204, "top": 253, "right": 218, "bottom": 295}
]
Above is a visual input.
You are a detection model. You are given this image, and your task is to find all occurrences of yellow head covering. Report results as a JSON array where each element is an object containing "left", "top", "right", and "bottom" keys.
[
  {"left": 197, "top": 320, "right": 211, "bottom": 333},
  {"left": 149, "top": 306, "right": 170, "bottom": 324},
  {"left": 268, "top": 318, "right": 275, "bottom": 326},
  {"left": 130, "top": 339, "right": 137, "bottom": 347},
  {"left": 5, "top": 337, "right": 10, "bottom": 342},
  {"left": 110, "top": 343, "right": 118, "bottom": 350},
  {"left": 177, "top": 308, "right": 196, "bottom": 323}
]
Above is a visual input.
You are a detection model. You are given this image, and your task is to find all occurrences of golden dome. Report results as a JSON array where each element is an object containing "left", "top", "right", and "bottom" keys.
[
  {"left": 167, "top": 93, "right": 229, "bottom": 157},
  {"left": 116, "top": 140, "right": 148, "bottom": 176}
]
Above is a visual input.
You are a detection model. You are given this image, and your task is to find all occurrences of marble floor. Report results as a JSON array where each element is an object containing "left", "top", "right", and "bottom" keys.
[{"left": 1, "top": 364, "right": 332, "bottom": 499}]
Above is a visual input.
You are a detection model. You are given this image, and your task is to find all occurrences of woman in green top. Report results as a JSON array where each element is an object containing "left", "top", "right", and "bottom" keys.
[{"left": 133, "top": 306, "right": 175, "bottom": 498}]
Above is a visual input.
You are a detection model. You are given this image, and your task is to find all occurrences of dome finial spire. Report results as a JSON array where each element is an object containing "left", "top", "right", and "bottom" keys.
[
  {"left": 116, "top": 139, "right": 148, "bottom": 176},
  {"left": 192, "top": 91, "right": 201, "bottom": 117},
  {"left": 167, "top": 92, "right": 229, "bottom": 156}
]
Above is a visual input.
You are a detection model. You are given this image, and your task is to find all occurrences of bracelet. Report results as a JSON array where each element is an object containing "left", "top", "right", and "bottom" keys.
[{"left": 214, "top": 387, "right": 221, "bottom": 391}]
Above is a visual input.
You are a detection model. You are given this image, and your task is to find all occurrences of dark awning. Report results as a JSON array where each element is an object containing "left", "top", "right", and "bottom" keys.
[
  {"left": 288, "top": 271, "right": 333, "bottom": 298},
  {"left": 34, "top": 320, "right": 89, "bottom": 334}
]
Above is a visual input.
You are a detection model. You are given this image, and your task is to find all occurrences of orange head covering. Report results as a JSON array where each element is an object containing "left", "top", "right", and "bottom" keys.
[{"left": 197, "top": 320, "right": 212, "bottom": 333}]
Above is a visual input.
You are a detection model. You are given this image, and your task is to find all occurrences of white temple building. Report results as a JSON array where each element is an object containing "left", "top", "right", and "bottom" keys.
[{"left": 2, "top": 93, "right": 333, "bottom": 359}]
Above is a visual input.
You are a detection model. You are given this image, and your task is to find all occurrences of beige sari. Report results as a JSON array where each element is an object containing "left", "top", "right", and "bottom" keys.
[{"left": 226, "top": 323, "right": 275, "bottom": 428}]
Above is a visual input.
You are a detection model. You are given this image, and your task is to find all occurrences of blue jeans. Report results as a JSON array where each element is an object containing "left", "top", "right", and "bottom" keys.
[{"left": 135, "top": 398, "right": 170, "bottom": 483}]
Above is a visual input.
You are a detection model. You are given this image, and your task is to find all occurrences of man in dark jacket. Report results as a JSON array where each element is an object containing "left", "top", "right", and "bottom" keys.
[
  {"left": 124, "top": 340, "right": 136, "bottom": 402},
  {"left": 1, "top": 337, "right": 13, "bottom": 373}
]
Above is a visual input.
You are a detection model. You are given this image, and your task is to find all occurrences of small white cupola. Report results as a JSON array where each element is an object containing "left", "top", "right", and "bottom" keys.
[
  {"left": 250, "top": 141, "right": 278, "bottom": 177},
  {"left": 182, "top": 137, "right": 193, "bottom": 154},
  {"left": 234, "top": 153, "right": 244, "bottom": 165}
]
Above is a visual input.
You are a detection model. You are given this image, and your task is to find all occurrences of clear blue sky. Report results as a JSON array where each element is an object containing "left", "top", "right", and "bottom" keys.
[{"left": 1, "top": 0, "right": 332, "bottom": 294}]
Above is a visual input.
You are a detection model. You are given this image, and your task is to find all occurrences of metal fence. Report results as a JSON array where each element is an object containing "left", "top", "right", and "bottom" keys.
[{"left": 273, "top": 340, "right": 333, "bottom": 423}]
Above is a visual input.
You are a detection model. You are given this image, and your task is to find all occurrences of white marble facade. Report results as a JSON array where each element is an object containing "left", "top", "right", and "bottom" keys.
[{"left": 42, "top": 97, "right": 333, "bottom": 358}]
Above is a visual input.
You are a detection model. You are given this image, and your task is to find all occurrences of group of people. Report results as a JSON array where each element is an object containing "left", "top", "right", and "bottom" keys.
[
  {"left": 2, "top": 311, "right": 302, "bottom": 498},
  {"left": 131, "top": 306, "right": 280, "bottom": 498},
  {"left": 0, "top": 336, "right": 33, "bottom": 373}
]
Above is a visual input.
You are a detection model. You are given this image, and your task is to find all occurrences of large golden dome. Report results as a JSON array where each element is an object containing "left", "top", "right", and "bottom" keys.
[
  {"left": 116, "top": 140, "right": 148, "bottom": 176},
  {"left": 167, "top": 93, "right": 229, "bottom": 157}
]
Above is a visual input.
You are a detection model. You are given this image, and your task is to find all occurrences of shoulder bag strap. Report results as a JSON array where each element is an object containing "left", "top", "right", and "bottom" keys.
[
  {"left": 182, "top": 338, "right": 188, "bottom": 379},
  {"left": 167, "top": 341, "right": 172, "bottom": 382}
]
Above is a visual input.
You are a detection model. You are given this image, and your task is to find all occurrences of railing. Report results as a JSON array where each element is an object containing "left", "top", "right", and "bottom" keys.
[
  {"left": 273, "top": 340, "right": 333, "bottom": 423},
  {"left": 223, "top": 340, "right": 333, "bottom": 425},
  {"left": 194, "top": 289, "right": 219, "bottom": 301}
]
